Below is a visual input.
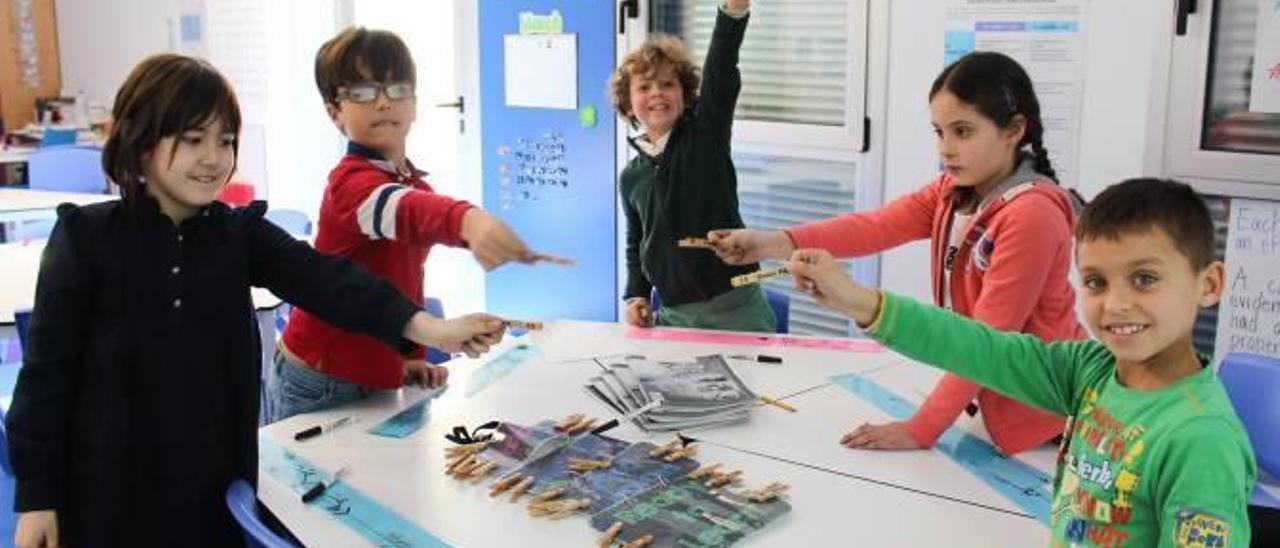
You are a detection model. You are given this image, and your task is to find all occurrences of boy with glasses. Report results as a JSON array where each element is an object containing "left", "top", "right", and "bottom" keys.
[{"left": 268, "top": 27, "right": 543, "bottom": 421}]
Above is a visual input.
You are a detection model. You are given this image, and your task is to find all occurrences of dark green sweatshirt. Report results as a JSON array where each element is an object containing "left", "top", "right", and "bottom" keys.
[{"left": 620, "top": 10, "right": 758, "bottom": 306}]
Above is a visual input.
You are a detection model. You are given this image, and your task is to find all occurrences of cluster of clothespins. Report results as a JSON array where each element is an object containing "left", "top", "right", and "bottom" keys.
[
  {"left": 444, "top": 440, "right": 499, "bottom": 481},
  {"left": 523, "top": 485, "right": 593, "bottom": 520},
  {"left": 743, "top": 482, "right": 790, "bottom": 503},
  {"left": 689, "top": 463, "right": 743, "bottom": 488},
  {"left": 554, "top": 413, "right": 600, "bottom": 435},
  {"left": 648, "top": 438, "right": 698, "bottom": 462},
  {"left": 597, "top": 521, "right": 652, "bottom": 548},
  {"left": 445, "top": 419, "right": 792, "bottom": 547}
]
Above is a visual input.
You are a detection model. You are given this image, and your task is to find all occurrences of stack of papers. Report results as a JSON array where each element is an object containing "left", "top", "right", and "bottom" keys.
[{"left": 585, "top": 354, "right": 756, "bottom": 432}]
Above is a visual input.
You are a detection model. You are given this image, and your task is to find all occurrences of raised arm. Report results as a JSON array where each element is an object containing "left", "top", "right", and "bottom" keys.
[{"left": 694, "top": 1, "right": 751, "bottom": 145}]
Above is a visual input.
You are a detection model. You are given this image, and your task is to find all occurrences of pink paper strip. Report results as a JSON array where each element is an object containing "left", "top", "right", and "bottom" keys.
[{"left": 625, "top": 327, "right": 884, "bottom": 352}]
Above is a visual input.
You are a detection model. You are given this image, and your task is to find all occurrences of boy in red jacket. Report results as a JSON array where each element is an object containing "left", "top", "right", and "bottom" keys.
[{"left": 269, "top": 27, "right": 543, "bottom": 422}]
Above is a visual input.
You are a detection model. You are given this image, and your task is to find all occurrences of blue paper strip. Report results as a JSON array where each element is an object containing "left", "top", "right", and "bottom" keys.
[
  {"left": 465, "top": 343, "right": 538, "bottom": 397},
  {"left": 369, "top": 397, "right": 432, "bottom": 439},
  {"left": 259, "top": 436, "right": 451, "bottom": 547},
  {"left": 830, "top": 373, "right": 1053, "bottom": 525}
]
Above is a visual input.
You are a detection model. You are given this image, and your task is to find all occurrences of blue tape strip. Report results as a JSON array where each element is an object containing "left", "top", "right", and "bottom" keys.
[
  {"left": 830, "top": 373, "right": 1053, "bottom": 525},
  {"left": 369, "top": 397, "right": 433, "bottom": 439},
  {"left": 465, "top": 343, "right": 538, "bottom": 397},
  {"left": 259, "top": 436, "right": 452, "bottom": 547}
]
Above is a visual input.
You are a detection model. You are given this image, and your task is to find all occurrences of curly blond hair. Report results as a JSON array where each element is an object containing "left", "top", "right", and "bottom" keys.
[{"left": 608, "top": 34, "right": 701, "bottom": 125}]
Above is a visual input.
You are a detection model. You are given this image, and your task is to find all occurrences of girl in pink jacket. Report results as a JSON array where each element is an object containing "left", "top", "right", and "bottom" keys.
[{"left": 709, "top": 51, "right": 1086, "bottom": 456}]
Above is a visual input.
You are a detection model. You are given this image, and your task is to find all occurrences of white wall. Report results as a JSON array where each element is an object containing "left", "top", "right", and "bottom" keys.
[
  {"left": 55, "top": 0, "right": 177, "bottom": 107},
  {"left": 55, "top": 0, "right": 342, "bottom": 218},
  {"left": 877, "top": 0, "right": 1172, "bottom": 300}
]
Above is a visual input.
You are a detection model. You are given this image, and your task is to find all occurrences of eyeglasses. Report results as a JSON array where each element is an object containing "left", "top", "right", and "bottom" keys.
[{"left": 335, "top": 82, "right": 415, "bottom": 103}]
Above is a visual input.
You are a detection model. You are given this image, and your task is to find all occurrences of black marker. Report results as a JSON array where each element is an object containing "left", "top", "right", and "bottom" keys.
[
  {"left": 301, "top": 466, "right": 348, "bottom": 504},
  {"left": 294, "top": 416, "right": 352, "bottom": 441},
  {"left": 589, "top": 397, "right": 666, "bottom": 435},
  {"left": 728, "top": 353, "right": 782, "bottom": 364}
]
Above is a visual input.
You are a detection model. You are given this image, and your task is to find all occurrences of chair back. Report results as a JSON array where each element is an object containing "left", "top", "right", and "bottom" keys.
[
  {"left": 765, "top": 289, "right": 790, "bottom": 334},
  {"left": 1, "top": 405, "right": 11, "bottom": 476},
  {"left": 1219, "top": 352, "right": 1280, "bottom": 477},
  {"left": 38, "top": 129, "right": 77, "bottom": 148},
  {"left": 8, "top": 219, "right": 56, "bottom": 242},
  {"left": 216, "top": 182, "right": 256, "bottom": 207},
  {"left": 14, "top": 310, "right": 32, "bottom": 353},
  {"left": 26, "top": 145, "right": 108, "bottom": 193},
  {"left": 225, "top": 479, "right": 298, "bottom": 548},
  {"left": 264, "top": 209, "right": 312, "bottom": 236}
]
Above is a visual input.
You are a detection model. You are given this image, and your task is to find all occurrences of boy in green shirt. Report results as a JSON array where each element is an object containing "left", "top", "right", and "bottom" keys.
[{"left": 789, "top": 178, "right": 1256, "bottom": 547}]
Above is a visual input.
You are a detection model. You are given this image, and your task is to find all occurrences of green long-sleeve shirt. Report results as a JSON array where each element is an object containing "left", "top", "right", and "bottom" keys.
[
  {"left": 619, "top": 9, "right": 758, "bottom": 306},
  {"left": 868, "top": 293, "right": 1256, "bottom": 547}
]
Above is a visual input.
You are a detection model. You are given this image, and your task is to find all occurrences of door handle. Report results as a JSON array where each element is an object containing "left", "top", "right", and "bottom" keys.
[
  {"left": 435, "top": 96, "right": 464, "bottom": 113},
  {"left": 619, "top": 0, "right": 638, "bottom": 35},
  {"left": 1175, "top": 0, "right": 1198, "bottom": 36}
]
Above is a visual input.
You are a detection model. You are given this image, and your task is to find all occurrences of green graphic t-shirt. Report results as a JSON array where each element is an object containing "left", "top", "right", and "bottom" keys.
[{"left": 868, "top": 294, "right": 1256, "bottom": 547}]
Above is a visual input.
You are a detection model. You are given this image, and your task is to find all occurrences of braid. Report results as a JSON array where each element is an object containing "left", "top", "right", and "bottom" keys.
[{"left": 1027, "top": 119, "right": 1057, "bottom": 182}]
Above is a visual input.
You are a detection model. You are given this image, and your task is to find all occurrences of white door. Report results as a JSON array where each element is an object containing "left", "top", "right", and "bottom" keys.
[{"left": 352, "top": 0, "right": 485, "bottom": 314}]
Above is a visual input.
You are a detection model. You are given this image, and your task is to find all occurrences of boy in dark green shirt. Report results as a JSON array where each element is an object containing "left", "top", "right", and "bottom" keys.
[
  {"left": 608, "top": 0, "right": 775, "bottom": 332},
  {"left": 789, "top": 178, "right": 1255, "bottom": 547}
]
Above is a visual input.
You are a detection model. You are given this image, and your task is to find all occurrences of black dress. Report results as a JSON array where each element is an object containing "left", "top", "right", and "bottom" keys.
[{"left": 5, "top": 197, "right": 420, "bottom": 546}]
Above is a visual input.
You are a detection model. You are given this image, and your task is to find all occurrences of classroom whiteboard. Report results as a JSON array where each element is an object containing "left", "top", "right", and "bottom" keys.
[{"left": 1214, "top": 198, "right": 1280, "bottom": 366}]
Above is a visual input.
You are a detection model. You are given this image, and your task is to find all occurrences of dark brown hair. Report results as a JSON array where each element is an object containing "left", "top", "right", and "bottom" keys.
[
  {"left": 1077, "top": 178, "right": 1216, "bottom": 270},
  {"left": 102, "top": 54, "right": 241, "bottom": 199},
  {"left": 609, "top": 34, "right": 700, "bottom": 126},
  {"left": 314, "top": 26, "right": 416, "bottom": 106}
]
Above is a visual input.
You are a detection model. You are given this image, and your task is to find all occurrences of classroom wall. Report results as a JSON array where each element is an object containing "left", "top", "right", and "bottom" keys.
[
  {"left": 53, "top": 0, "right": 174, "bottom": 109},
  {"left": 54, "top": 0, "right": 342, "bottom": 219},
  {"left": 877, "top": 0, "right": 1172, "bottom": 301}
]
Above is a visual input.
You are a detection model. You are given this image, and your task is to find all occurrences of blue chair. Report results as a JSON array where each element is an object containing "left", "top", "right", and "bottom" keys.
[
  {"left": 38, "top": 129, "right": 77, "bottom": 148},
  {"left": 1, "top": 404, "right": 11, "bottom": 476},
  {"left": 8, "top": 219, "right": 56, "bottom": 242},
  {"left": 14, "top": 310, "right": 31, "bottom": 353},
  {"left": 264, "top": 209, "right": 312, "bottom": 236},
  {"left": 26, "top": 145, "right": 108, "bottom": 193},
  {"left": 225, "top": 479, "right": 299, "bottom": 548},
  {"left": 1219, "top": 352, "right": 1280, "bottom": 478},
  {"left": 765, "top": 289, "right": 790, "bottom": 334},
  {"left": 423, "top": 297, "right": 450, "bottom": 365},
  {"left": 648, "top": 287, "right": 790, "bottom": 334}
]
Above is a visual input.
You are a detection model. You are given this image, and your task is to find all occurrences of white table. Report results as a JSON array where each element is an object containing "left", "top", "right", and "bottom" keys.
[
  {"left": 0, "top": 187, "right": 114, "bottom": 223},
  {"left": 258, "top": 322, "right": 1052, "bottom": 546}
]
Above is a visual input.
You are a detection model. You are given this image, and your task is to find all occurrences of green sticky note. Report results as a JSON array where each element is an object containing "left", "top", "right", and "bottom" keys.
[{"left": 579, "top": 106, "right": 597, "bottom": 128}]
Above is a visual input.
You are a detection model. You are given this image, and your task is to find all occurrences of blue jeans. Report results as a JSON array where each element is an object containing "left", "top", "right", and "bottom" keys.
[{"left": 266, "top": 348, "right": 373, "bottom": 423}]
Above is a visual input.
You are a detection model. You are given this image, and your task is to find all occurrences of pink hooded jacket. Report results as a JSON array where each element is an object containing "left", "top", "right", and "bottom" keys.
[{"left": 788, "top": 165, "right": 1086, "bottom": 455}]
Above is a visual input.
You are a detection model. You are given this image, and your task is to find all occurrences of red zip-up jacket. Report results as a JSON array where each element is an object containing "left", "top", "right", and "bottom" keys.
[
  {"left": 788, "top": 163, "right": 1085, "bottom": 455},
  {"left": 282, "top": 144, "right": 473, "bottom": 388}
]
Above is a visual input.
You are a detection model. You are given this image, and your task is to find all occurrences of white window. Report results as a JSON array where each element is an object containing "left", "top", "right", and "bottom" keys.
[{"left": 1164, "top": 0, "right": 1280, "bottom": 199}]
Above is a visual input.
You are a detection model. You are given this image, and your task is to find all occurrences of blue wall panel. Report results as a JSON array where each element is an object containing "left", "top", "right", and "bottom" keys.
[{"left": 479, "top": 0, "right": 617, "bottom": 321}]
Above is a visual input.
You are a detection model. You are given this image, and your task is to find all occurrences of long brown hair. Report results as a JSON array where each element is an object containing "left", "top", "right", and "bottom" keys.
[{"left": 102, "top": 54, "right": 242, "bottom": 199}]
